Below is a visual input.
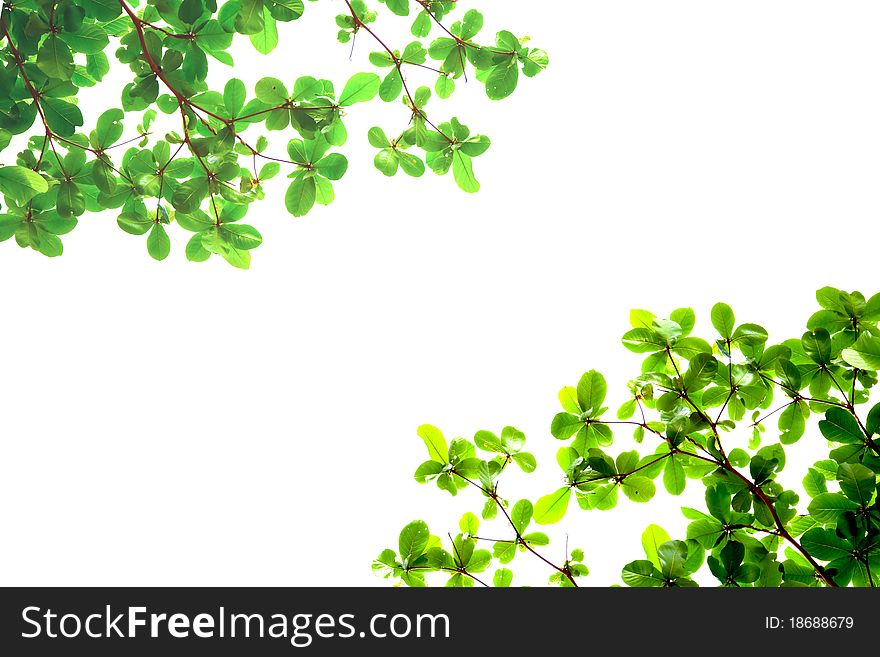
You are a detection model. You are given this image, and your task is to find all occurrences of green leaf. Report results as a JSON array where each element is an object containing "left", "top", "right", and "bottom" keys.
[
  {"left": 250, "top": 8, "right": 279, "bottom": 54},
  {"left": 837, "top": 463, "right": 876, "bottom": 505},
  {"left": 576, "top": 370, "right": 606, "bottom": 417},
  {"left": 91, "top": 109, "right": 125, "bottom": 149},
  {"left": 37, "top": 35, "right": 74, "bottom": 79},
  {"left": 452, "top": 151, "right": 479, "bottom": 193},
  {"left": 285, "top": 176, "right": 317, "bottom": 217},
  {"left": 459, "top": 10, "right": 484, "bottom": 40},
  {"left": 493, "top": 568, "right": 513, "bottom": 587},
  {"left": 435, "top": 75, "right": 454, "bottom": 99},
  {"left": 56, "top": 181, "right": 84, "bottom": 218},
  {"left": 641, "top": 524, "right": 671, "bottom": 570},
  {"left": 523, "top": 532, "right": 549, "bottom": 547},
  {"left": 224, "top": 79, "right": 247, "bottom": 116},
  {"left": 842, "top": 334, "right": 880, "bottom": 370},
  {"left": 459, "top": 512, "right": 479, "bottom": 536},
  {"left": 818, "top": 407, "right": 863, "bottom": 444},
  {"left": 172, "top": 179, "right": 207, "bottom": 214},
  {"left": 316, "top": 154, "right": 348, "bottom": 180},
  {"left": 255, "top": 77, "right": 289, "bottom": 104},
  {"left": 776, "top": 359, "right": 802, "bottom": 392},
  {"left": 0, "top": 167, "right": 48, "bottom": 203},
  {"left": 711, "top": 302, "right": 735, "bottom": 338},
  {"left": 118, "top": 212, "right": 153, "bottom": 236},
  {"left": 413, "top": 460, "right": 443, "bottom": 483},
  {"left": 749, "top": 454, "right": 777, "bottom": 485},
  {"left": 778, "top": 401, "right": 807, "bottom": 445},
  {"left": 621, "top": 328, "right": 665, "bottom": 353},
  {"left": 686, "top": 517, "right": 725, "bottom": 549},
  {"left": 672, "top": 337, "right": 713, "bottom": 358},
  {"left": 801, "top": 528, "right": 853, "bottom": 561},
  {"left": 417, "top": 425, "right": 448, "bottom": 464},
  {"left": 492, "top": 540, "right": 517, "bottom": 564},
  {"left": 663, "top": 457, "right": 686, "bottom": 495},
  {"left": 196, "top": 19, "right": 235, "bottom": 50},
  {"left": 179, "top": 0, "right": 204, "bottom": 23},
  {"left": 398, "top": 521, "right": 430, "bottom": 563},
  {"left": 339, "top": 73, "right": 381, "bottom": 106},
  {"left": 510, "top": 499, "right": 533, "bottom": 534},
  {"left": 381, "top": 0, "right": 410, "bottom": 16},
  {"left": 581, "top": 483, "right": 619, "bottom": 511},
  {"left": 682, "top": 353, "right": 717, "bottom": 391},
  {"left": 617, "top": 399, "right": 637, "bottom": 420},
  {"left": 147, "top": 223, "right": 170, "bottom": 261},
  {"left": 368, "top": 127, "right": 391, "bottom": 148},
  {"left": 42, "top": 98, "right": 84, "bottom": 137},
  {"left": 802, "top": 468, "right": 827, "bottom": 498},
  {"left": 551, "top": 413, "right": 581, "bottom": 441},
  {"left": 621, "top": 560, "right": 664, "bottom": 587},
  {"left": 236, "top": 0, "right": 266, "bottom": 34},
  {"left": 787, "top": 516, "right": 817, "bottom": 537},
  {"left": 806, "top": 493, "right": 859, "bottom": 524},
  {"left": 866, "top": 403, "right": 880, "bottom": 436},
  {"left": 616, "top": 450, "right": 639, "bottom": 474},
  {"left": 533, "top": 487, "right": 571, "bottom": 525},
  {"left": 732, "top": 323, "right": 768, "bottom": 347},
  {"left": 500, "top": 427, "right": 525, "bottom": 452},
  {"left": 258, "top": 162, "right": 281, "bottom": 180},
  {"left": 802, "top": 329, "right": 832, "bottom": 365},
  {"left": 474, "top": 430, "right": 502, "bottom": 452},
  {"left": 221, "top": 224, "right": 263, "bottom": 250},
  {"left": 658, "top": 540, "right": 688, "bottom": 579},
  {"left": 30, "top": 227, "right": 64, "bottom": 257},
  {"left": 706, "top": 484, "right": 732, "bottom": 522},
  {"left": 374, "top": 150, "right": 399, "bottom": 177},
  {"left": 79, "top": 0, "right": 122, "bottom": 21},
  {"left": 401, "top": 571, "right": 426, "bottom": 587},
  {"left": 60, "top": 24, "right": 110, "bottom": 54},
  {"left": 621, "top": 476, "right": 655, "bottom": 503},
  {"left": 485, "top": 57, "right": 519, "bottom": 100},
  {"left": 379, "top": 68, "right": 403, "bottom": 102},
  {"left": 512, "top": 452, "right": 537, "bottom": 473}
]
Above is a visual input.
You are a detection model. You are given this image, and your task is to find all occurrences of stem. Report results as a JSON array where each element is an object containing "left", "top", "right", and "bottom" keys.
[
  {"left": 751, "top": 399, "right": 796, "bottom": 428},
  {"left": 344, "top": 0, "right": 452, "bottom": 140},
  {"left": 715, "top": 347, "right": 734, "bottom": 425},
  {"left": 756, "top": 372, "right": 879, "bottom": 458},
  {"left": 450, "top": 471, "right": 578, "bottom": 587},
  {"left": 2, "top": 17, "right": 143, "bottom": 188},
  {"left": 826, "top": 367, "right": 880, "bottom": 458},
  {"left": 414, "top": 0, "right": 516, "bottom": 56},
  {"left": 601, "top": 396, "right": 838, "bottom": 587},
  {"left": 139, "top": 19, "right": 193, "bottom": 41},
  {"left": 1, "top": 19, "right": 49, "bottom": 130},
  {"left": 571, "top": 450, "right": 676, "bottom": 488},
  {"left": 120, "top": 1, "right": 231, "bottom": 124},
  {"left": 723, "top": 463, "right": 838, "bottom": 587},
  {"left": 756, "top": 372, "right": 848, "bottom": 409},
  {"left": 666, "top": 347, "right": 728, "bottom": 460},
  {"left": 104, "top": 133, "right": 150, "bottom": 150},
  {"left": 118, "top": 0, "right": 328, "bottom": 192},
  {"left": 657, "top": 347, "right": 837, "bottom": 583},
  {"left": 446, "top": 532, "right": 489, "bottom": 587},
  {"left": 408, "top": 564, "right": 489, "bottom": 587}
]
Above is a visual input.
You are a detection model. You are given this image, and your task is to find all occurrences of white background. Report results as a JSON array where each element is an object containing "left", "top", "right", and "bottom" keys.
[{"left": 2, "top": 0, "right": 880, "bottom": 587}]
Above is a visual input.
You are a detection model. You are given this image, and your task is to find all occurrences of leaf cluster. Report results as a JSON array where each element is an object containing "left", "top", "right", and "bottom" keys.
[
  {"left": 1, "top": 0, "right": 547, "bottom": 266},
  {"left": 377, "top": 287, "right": 880, "bottom": 587}
]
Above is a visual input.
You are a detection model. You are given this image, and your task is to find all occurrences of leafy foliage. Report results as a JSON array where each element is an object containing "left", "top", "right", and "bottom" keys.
[
  {"left": 0, "top": 0, "right": 547, "bottom": 266},
  {"left": 376, "top": 287, "right": 880, "bottom": 587}
]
